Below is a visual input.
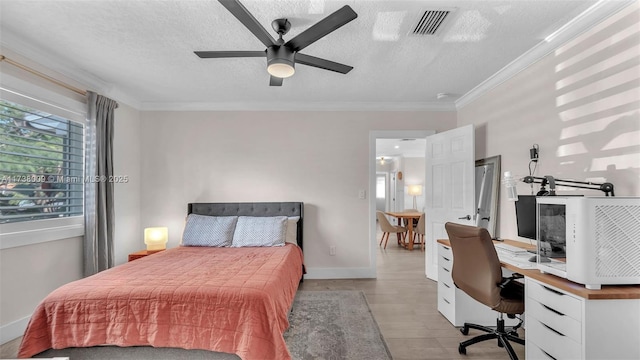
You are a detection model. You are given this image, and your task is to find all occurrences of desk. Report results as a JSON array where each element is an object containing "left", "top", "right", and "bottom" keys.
[
  {"left": 437, "top": 239, "right": 640, "bottom": 359},
  {"left": 385, "top": 210, "right": 423, "bottom": 250}
]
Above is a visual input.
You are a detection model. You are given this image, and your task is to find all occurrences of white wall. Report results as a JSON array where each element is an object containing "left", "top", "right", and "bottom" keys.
[
  {"left": 458, "top": 2, "right": 640, "bottom": 241},
  {"left": 139, "top": 110, "right": 456, "bottom": 278}
]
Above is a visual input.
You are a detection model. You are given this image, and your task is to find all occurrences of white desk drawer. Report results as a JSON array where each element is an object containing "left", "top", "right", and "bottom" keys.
[
  {"left": 527, "top": 317, "right": 581, "bottom": 360},
  {"left": 438, "top": 243, "right": 452, "bottom": 257},
  {"left": 527, "top": 339, "right": 564, "bottom": 360},
  {"left": 437, "top": 293, "right": 454, "bottom": 320},
  {"left": 438, "top": 245, "right": 453, "bottom": 271},
  {"left": 439, "top": 254, "right": 453, "bottom": 271},
  {"left": 438, "top": 263, "right": 453, "bottom": 281},
  {"left": 438, "top": 276, "right": 455, "bottom": 300},
  {"left": 527, "top": 278, "right": 582, "bottom": 322},
  {"left": 527, "top": 297, "right": 581, "bottom": 343}
]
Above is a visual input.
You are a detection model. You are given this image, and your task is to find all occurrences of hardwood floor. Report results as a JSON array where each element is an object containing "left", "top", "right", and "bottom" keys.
[
  {"left": 300, "top": 228, "right": 525, "bottom": 360},
  {"left": 0, "top": 229, "right": 525, "bottom": 360}
]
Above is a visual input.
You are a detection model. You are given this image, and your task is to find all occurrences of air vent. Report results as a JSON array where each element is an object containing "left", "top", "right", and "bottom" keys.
[{"left": 411, "top": 9, "right": 453, "bottom": 36}]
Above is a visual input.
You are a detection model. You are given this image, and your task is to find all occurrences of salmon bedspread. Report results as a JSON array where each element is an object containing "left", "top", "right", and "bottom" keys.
[{"left": 18, "top": 244, "right": 304, "bottom": 359}]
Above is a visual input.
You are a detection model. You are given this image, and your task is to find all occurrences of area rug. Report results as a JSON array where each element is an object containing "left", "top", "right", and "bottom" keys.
[
  {"left": 285, "top": 290, "right": 392, "bottom": 360},
  {"left": 33, "top": 290, "right": 391, "bottom": 360}
]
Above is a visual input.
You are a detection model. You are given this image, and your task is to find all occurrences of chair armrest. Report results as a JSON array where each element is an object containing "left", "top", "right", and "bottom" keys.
[{"left": 498, "top": 273, "right": 524, "bottom": 289}]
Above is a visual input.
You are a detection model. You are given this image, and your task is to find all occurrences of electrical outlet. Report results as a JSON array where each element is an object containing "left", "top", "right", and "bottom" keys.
[{"left": 329, "top": 246, "right": 336, "bottom": 256}]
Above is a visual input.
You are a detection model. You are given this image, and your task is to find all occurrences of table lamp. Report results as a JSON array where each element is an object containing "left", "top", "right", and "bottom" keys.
[
  {"left": 407, "top": 185, "right": 423, "bottom": 210},
  {"left": 144, "top": 227, "right": 168, "bottom": 251}
]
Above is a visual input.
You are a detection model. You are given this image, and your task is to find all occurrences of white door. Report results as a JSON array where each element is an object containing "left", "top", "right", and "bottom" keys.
[{"left": 425, "top": 125, "right": 475, "bottom": 280}]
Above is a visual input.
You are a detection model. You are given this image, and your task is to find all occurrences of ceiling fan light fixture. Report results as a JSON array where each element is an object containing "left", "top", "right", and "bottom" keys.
[
  {"left": 267, "top": 46, "right": 296, "bottom": 78},
  {"left": 267, "top": 61, "right": 295, "bottom": 78},
  {"left": 196, "top": 1, "right": 357, "bottom": 86}
]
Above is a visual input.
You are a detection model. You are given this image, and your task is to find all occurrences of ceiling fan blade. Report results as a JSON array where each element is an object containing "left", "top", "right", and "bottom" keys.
[
  {"left": 284, "top": 5, "right": 357, "bottom": 52},
  {"left": 194, "top": 51, "right": 266, "bottom": 58},
  {"left": 218, "top": 0, "right": 277, "bottom": 47},
  {"left": 295, "top": 53, "right": 353, "bottom": 74},
  {"left": 269, "top": 76, "right": 283, "bottom": 86}
]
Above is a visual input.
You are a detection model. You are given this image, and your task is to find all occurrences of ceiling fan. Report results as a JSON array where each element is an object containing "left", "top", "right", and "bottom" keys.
[{"left": 195, "top": 0, "right": 357, "bottom": 86}]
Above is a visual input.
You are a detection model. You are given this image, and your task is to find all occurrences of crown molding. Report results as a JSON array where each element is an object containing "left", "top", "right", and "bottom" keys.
[
  {"left": 139, "top": 100, "right": 457, "bottom": 112},
  {"left": 455, "top": 0, "right": 635, "bottom": 110}
]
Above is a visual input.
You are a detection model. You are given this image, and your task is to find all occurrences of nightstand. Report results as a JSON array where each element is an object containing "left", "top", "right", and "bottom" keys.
[{"left": 128, "top": 249, "right": 164, "bottom": 262}]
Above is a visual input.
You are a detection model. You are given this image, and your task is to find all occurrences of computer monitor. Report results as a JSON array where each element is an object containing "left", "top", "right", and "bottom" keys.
[{"left": 515, "top": 195, "right": 537, "bottom": 240}]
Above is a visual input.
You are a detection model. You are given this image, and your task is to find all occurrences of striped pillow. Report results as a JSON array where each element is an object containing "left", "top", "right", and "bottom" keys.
[
  {"left": 232, "top": 216, "right": 288, "bottom": 247},
  {"left": 182, "top": 214, "right": 238, "bottom": 247}
]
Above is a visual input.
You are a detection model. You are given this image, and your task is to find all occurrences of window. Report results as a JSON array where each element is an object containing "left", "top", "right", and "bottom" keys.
[{"left": 0, "top": 99, "right": 83, "bottom": 224}]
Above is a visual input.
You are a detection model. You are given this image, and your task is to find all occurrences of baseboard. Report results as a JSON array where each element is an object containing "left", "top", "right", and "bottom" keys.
[
  {"left": 305, "top": 267, "right": 376, "bottom": 279},
  {"left": 1, "top": 315, "right": 29, "bottom": 345}
]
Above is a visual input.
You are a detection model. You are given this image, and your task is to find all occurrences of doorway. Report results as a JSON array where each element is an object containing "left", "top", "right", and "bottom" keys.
[{"left": 370, "top": 130, "right": 434, "bottom": 276}]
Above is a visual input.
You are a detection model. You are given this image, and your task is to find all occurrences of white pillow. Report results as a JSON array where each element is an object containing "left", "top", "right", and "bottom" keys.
[
  {"left": 232, "top": 216, "right": 288, "bottom": 247},
  {"left": 181, "top": 214, "right": 238, "bottom": 247},
  {"left": 286, "top": 216, "right": 300, "bottom": 244}
]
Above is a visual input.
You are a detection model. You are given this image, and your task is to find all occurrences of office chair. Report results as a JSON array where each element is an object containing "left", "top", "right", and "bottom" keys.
[
  {"left": 444, "top": 222, "right": 525, "bottom": 360},
  {"left": 376, "top": 211, "right": 406, "bottom": 249}
]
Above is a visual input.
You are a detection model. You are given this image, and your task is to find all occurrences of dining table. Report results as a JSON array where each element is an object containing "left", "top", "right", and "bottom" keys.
[{"left": 384, "top": 210, "right": 424, "bottom": 251}]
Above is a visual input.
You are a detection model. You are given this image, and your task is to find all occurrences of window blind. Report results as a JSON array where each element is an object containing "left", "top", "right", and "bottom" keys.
[{"left": 0, "top": 99, "right": 83, "bottom": 224}]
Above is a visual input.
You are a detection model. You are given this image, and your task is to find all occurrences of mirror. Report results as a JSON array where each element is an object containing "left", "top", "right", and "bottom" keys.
[{"left": 475, "top": 155, "right": 501, "bottom": 238}]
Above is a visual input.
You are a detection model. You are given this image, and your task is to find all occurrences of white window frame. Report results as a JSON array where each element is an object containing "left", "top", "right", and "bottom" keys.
[{"left": 0, "top": 74, "right": 86, "bottom": 249}]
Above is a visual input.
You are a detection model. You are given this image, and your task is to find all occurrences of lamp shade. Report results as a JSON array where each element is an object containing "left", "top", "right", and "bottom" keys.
[
  {"left": 144, "top": 227, "right": 168, "bottom": 251},
  {"left": 267, "top": 62, "right": 295, "bottom": 78},
  {"left": 408, "top": 185, "right": 423, "bottom": 196},
  {"left": 267, "top": 46, "right": 295, "bottom": 78}
]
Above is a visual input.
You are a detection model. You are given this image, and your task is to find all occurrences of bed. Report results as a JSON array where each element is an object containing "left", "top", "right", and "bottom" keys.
[{"left": 18, "top": 202, "right": 304, "bottom": 360}]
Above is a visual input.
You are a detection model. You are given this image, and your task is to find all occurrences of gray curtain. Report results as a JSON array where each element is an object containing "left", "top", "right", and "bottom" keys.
[{"left": 84, "top": 91, "right": 118, "bottom": 277}]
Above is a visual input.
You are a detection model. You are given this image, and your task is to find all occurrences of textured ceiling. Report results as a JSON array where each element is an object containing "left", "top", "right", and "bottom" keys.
[{"left": 0, "top": 0, "right": 620, "bottom": 110}]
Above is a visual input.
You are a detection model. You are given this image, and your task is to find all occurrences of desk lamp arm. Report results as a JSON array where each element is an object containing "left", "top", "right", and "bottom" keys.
[{"left": 522, "top": 175, "right": 615, "bottom": 196}]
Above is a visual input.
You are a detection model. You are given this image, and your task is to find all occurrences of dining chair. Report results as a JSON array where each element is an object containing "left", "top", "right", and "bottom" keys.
[
  {"left": 376, "top": 211, "right": 407, "bottom": 249},
  {"left": 414, "top": 213, "right": 425, "bottom": 251}
]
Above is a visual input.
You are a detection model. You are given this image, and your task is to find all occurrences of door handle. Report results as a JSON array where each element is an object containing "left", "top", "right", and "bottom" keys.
[{"left": 458, "top": 215, "right": 471, "bottom": 220}]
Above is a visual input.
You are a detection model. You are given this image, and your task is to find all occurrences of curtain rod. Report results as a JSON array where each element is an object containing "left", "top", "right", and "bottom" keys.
[{"left": 0, "top": 55, "right": 87, "bottom": 96}]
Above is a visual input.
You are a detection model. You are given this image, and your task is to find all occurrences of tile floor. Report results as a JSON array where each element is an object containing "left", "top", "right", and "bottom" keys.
[{"left": 0, "top": 227, "right": 525, "bottom": 360}]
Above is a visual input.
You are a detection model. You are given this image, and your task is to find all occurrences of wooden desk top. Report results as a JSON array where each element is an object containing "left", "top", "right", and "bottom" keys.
[{"left": 437, "top": 239, "right": 640, "bottom": 300}]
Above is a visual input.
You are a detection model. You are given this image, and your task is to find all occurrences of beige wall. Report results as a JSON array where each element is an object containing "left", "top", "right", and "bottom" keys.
[
  {"left": 138, "top": 111, "right": 456, "bottom": 277},
  {"left": 403, "top": 157, "right": 426, "bottom": 211},
  {"left": 0, "top": 237, "right": 83, "bottom": 341},
  {"left": 458, "top": 3, "right": 640, "bottom": 241},
  {"left": 112, "top": 103, "right": 142, "bottom": 265}
]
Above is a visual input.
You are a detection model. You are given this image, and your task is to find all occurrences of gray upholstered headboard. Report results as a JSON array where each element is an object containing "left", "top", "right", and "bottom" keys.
[{"left": 187, "top": 202, "right": 304, "bottom": 249}]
